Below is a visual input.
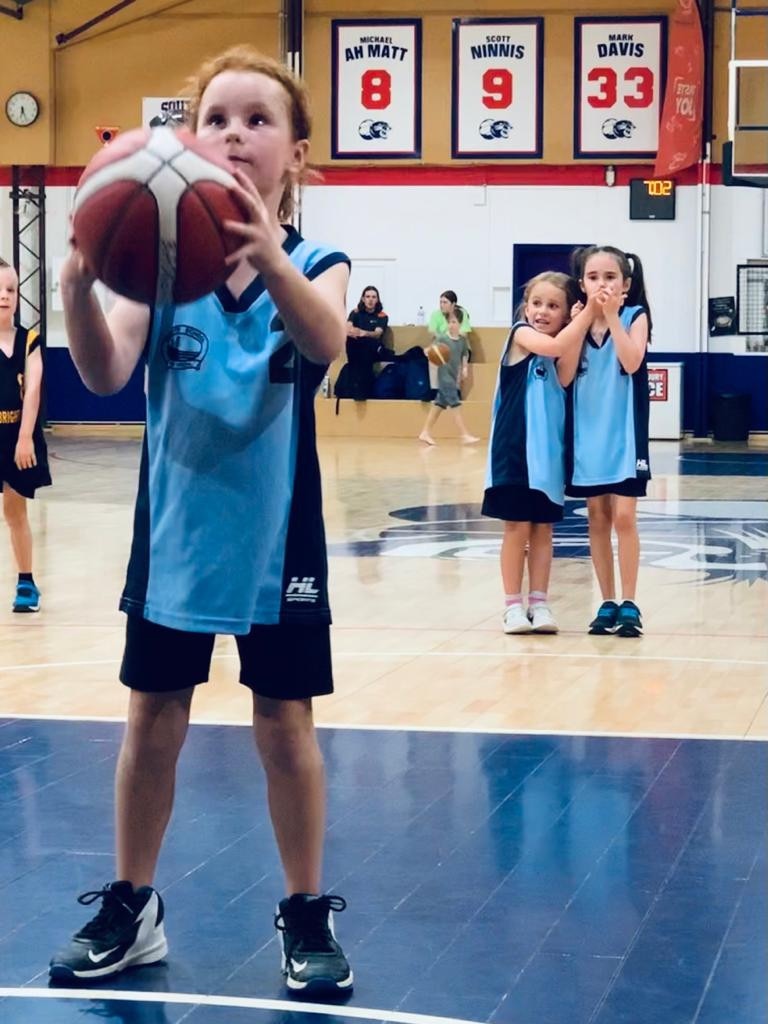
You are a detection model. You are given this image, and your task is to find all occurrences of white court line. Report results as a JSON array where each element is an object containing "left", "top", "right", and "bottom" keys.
[
  {"left": 337, "top": 651, "right": 768, "bottom": 667},
  {"left": 0, "top": 650, "right": 765, "bottom": 673},
  {"left": 0, "top": 987, "right": 480, "bottom": 1024},
  {"left": 0, "top": 711, "right": 764, "bottom": 742}
]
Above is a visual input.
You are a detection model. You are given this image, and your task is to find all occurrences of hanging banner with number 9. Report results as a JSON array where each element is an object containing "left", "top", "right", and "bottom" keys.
[
  {"left": 574, "top": 17, "right": 666, "bottom": 159},
  {"left": 332, "top": 20, "right": 422, "bottom": 159},
  {"left": 452, "top": 19, "right": 543, "bottom": 159}
]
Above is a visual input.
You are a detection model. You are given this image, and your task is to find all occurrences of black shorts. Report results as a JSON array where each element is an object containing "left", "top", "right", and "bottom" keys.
[
  {"left": 0, "top": 426, "right": 51, "bottom": 498},
  {"left": 566, "top": 478, "right": 648, "bottom": 498},
  {"left": 120, "top": 614, "right": 334, "bottom": 699},
  {"left": 482, "top": 485, "right": 563, "bottom": 523}
]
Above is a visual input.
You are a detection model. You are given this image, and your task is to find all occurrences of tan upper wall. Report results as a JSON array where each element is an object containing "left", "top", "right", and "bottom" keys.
[
  {"left": 0, "top": 0, "right": 281, "bottom": 166},
  {"left": 306, "top": 2, "right": 677, "bottom": 165},
  {"left": 0, "top": 0, "right": 763, "bottom": 168},
  {"left": 0, "top": 0, "right": 53, "bottom": 165}
]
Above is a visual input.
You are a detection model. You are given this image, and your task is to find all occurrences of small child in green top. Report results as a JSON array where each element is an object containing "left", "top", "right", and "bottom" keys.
[{"left": 419, "top": 307, "right": 479, "bottom": 445}]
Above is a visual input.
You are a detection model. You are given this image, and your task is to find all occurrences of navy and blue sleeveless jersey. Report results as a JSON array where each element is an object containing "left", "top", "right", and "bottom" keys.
[
  {"left": 0, "top": 326, "right": 41, "bottom": 418},
  {"left": 568, "top": 305, "right": 651, "bottom": 487},
  {"left": 0, "top": 326, "right": 51, "bottom": 492},
  {"left": 120, "top": 227, "right": 349, "bottom": 634},
  {"left": 484, "top": 323, "right": 566, "bottom": 506}
]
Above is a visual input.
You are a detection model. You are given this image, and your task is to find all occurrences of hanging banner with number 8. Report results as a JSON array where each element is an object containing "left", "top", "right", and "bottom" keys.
[
  {"left": 574, "top": 17, "right": 667, "bottom": 159},
  {"left": 452, "top": 19, "right": 543, "bottom": 159},
  {"left": 332, "top": 20, "right": 422, "bottom": 159}
]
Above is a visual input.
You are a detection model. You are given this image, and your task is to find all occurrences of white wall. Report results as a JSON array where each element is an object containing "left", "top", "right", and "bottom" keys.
[
  {"left": 0, "top": 178, "right": 764, "bottom": 353},
  {"left": 303, "top": 181, "right": 702, "bottom": 351}
]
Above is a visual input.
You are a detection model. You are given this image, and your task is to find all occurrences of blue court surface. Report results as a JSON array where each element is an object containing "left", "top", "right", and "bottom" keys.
[{"left": 0, "top": 718, "right": 765, "bottom": 1024}]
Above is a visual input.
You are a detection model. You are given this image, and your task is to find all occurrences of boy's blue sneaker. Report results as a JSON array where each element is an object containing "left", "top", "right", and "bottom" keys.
[
  {"left": 616, "top": 600, "right": 643, "bottom": 637},
  {"left": 13, "top": 581, "right": 41, "bottom": 613},
  {"left": 588, "top": 600, "right": 619, "bottom": 635}
]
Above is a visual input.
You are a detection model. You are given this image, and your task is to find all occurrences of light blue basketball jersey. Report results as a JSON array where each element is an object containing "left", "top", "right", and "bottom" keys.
[
  {"left": 569, "top": 305, "right": 650, "bottom": 487},
  {"left": 120, "top": 227, "right": 349, "bottom": 634},
  {"left": 485, "top": 324, "right": 566, "bottom": 506}
]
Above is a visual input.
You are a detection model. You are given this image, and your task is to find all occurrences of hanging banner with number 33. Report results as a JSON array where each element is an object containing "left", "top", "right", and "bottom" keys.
[
  {"left": 331, "top": 20, "right": 422, "bottom": 160},
  {"left": 451, "top": 19, "right": 543, "bottom": 160},
  {"left": 574, "top": 16, "right": 667, "bottom": 160}
]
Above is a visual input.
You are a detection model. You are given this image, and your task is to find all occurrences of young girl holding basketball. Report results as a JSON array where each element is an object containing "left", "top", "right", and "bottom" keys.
[
  {"left": 0, "top": 259, "right": 51, "bottom": 612},
  {"left": 483, "top": 272, "right": 597, "bottom": 634},
  {"left": 557, "top": 246, "right": 652, "bottom": 638},
  {"left": 54, "top": 47, "right": 352, "bottom": 993}
]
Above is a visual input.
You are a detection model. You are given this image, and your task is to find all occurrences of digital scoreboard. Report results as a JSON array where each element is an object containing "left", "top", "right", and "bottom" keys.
[{"left": 629, "top": 178, "right": 676, "bottom": 220}]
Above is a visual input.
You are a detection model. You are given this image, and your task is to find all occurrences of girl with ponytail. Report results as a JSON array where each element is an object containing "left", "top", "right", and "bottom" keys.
[{"left": 557, "top": 245, "right": 652, "bottom": 638}]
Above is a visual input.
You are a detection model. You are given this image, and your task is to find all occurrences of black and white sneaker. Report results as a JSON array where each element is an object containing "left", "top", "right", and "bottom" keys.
[
  {"left": 275, "top": 893, "right": 353, "bottom": 994},
  {"left": 49, "top": 881, "right": 167, "bottom": 983}
]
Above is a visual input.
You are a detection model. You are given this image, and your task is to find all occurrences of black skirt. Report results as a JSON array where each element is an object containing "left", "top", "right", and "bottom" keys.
[
  {"left": 0, "top": 423, "right": 52, "bottom": 498},
  {"left": 482, "top": 484, "right": 563, "bottom": 523}
]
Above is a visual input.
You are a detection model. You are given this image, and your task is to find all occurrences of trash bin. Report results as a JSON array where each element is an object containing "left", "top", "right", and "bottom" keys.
[{"left": 710, "top": 393, "right": 751, "bottom": 442}]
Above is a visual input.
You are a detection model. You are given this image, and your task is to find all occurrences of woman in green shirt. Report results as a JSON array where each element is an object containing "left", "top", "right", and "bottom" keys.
[{"left": 428, "top": 290, "right": 472, "bottom": 338}]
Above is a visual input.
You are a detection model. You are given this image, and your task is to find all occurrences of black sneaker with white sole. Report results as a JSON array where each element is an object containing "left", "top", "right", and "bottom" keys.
[
  {"left": 275, "top": 893, "right": 353, "bottom": 994},
  {"left": 49, "top": 881, "right": 167, "bottom": 983}
]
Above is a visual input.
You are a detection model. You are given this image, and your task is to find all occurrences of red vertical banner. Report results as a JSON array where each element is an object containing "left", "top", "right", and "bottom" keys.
[{"left": 654, "top": 0, "right": 704, "bottom": 176}]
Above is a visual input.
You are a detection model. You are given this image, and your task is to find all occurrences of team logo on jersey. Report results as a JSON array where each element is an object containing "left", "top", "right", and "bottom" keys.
[
  {"left": 162, "top": 325, "right": 209, "bottom": 370},
  {"left": 479, "top": 119, "right": 513, "bottom": 140},
  {"left": 533, "top": 364, "right": 548, "bottom": 380},
  {"left": 285, "top": 576, "right": 321, "bottom": 603},
  {"left": 358, "top": 119, "right": 391, "bottom": 140},
  {"left": 328, "top": 500, "right": 768, "bottom": 584},
  {"left": 601, "top": 118, "right": 636, "bottom": 140}
]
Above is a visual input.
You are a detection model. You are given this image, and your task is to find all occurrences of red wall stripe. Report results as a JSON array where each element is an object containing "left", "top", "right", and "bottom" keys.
[{"left": 0, "top": 163, "right": 724, "bottom": 188}]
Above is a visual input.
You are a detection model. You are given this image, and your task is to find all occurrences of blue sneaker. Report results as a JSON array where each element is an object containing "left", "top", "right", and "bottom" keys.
[
  {"left": 13, "top": 580, "right": 41, "bottom": 613},
  {"left": 588, "top": 600, "right": 619, "bottom": 635},
  {"left": 616, "top": 600, "right": 643, "bottom": 637}
]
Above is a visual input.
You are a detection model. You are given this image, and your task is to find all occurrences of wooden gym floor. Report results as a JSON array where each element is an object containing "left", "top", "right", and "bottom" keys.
[{"left": 1, "top": 430, "right": 766, "bottom": 739}]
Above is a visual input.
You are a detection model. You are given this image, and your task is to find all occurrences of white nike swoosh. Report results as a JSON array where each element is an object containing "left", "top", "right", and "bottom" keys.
[
  {"left": 87, "top": 945, "right": 120, "bottom": 964},
  {"left": 290, "top": 959, "right": 308, "bottom": 973}
]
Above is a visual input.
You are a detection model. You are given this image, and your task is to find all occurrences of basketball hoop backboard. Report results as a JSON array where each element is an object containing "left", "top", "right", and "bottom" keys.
[{"left": 725, "top": 58, "right": 768, "bottom": 187}]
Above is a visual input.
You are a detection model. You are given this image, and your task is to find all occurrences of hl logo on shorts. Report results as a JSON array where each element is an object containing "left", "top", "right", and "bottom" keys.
[
  {"left": 285, "top": 576, "right": 320, "bottom": 603},
  {"left": 636, "top": 458, "right": 649, "bottom": 472}
]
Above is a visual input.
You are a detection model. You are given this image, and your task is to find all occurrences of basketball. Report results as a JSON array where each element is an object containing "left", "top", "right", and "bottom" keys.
[
  {"left": 72, "top": 125, "right": 249, "bottom": 305},
  {"left": 426, "top": 342, "right": 451, "bottom": 366}
]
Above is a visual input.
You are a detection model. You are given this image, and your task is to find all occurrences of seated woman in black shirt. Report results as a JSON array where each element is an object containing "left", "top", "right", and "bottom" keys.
[
  {"left": 346, "top": 286, "right": 389, "bottom": 352},
  {"left": 344, "top": 286, "right": 392, "bottom": 397}
]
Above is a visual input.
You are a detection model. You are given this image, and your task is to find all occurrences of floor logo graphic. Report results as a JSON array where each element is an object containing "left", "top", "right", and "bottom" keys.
[{"left": 329, "top": 500, "right": 768, "bottom": 583}]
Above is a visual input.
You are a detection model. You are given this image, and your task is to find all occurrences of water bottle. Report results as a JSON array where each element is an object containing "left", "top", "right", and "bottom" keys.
[
  {"left": 320, "top": 373, "right": 330, "bottom": 398},
  {"left": 416, "top": 305, "right": 425, "bottom": 326}
]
